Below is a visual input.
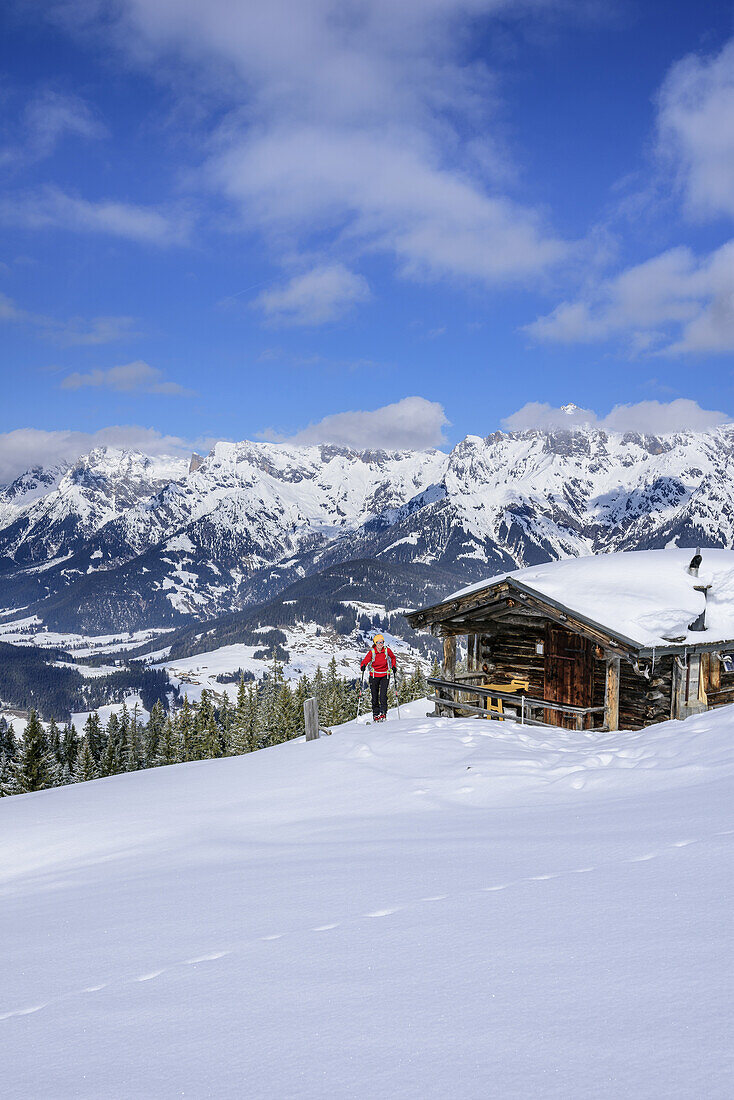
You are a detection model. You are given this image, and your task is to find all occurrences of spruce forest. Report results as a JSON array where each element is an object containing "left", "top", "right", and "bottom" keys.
[{"left": 0, "top": 655, "right": 433, "bottom": 797}]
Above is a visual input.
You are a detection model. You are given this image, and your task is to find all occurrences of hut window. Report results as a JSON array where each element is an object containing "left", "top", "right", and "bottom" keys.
[{"left": 535, "top": 640, "right": 544, "bottom": 655}]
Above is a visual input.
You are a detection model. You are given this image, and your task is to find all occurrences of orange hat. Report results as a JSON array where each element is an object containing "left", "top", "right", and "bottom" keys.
[{"left": 373, "top": 633, "right": 385, "bottom": 644}]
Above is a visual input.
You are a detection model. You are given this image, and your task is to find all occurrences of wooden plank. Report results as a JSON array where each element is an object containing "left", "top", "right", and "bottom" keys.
[
  {"left": 443, "top": 635, "right": 457, "bottom": 678},
  {"left": 604, "top": 657, "right": 620, "bottom": 731},
  {"left": 426, "top": 678, "right": 603, "bottom": 715},
  {"left": 709, "top": 653, "right": 721, "bottom": 693},
  {"left": 431, "top": 695, "right": 545, "bottom": 725},
  {"left": 304, "top": 697, "right": 319, "bottom": 741},
  {"left": 671, "top": 658, "right": 685, "bottom": 720}
]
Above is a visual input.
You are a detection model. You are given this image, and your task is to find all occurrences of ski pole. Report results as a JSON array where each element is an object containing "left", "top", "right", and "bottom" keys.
[
  {"left": 355, "top": 670, "right": 365, "bottom": 722},
  {"left": 394, "top": 666, "right": 401, "bottom": 720}
]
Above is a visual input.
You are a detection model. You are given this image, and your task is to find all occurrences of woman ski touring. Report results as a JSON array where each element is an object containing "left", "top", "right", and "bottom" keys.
[{"left": 360, "top": 633, "right": 397, "bottom": 722}]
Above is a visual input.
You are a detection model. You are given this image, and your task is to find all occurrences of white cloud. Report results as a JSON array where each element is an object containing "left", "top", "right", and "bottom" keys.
[
  {"left": 59, "top": 0, "right": 568, "bottom": 291},
  {"left": 0, "top": 186, "right": 189, "bottom": 245},
  {"left": 0, "top": 291, "right": 137, "bottom": 346},
  {"left": 53, "top": 316, "right": 140, "bottom": 346},
  {"left": 210, "top": 125, "right": 568, "bottom": 287},
  {"left": 261, "top": 395, "right": 449, "bottom": 450},
  {"left": 0, "top": 426, "right": 219, "bottom": 484},
  {"left": 60, "top": 360, "right": 194, "bottom": 396},
  {"left": 502, "top": 399, "right": 731, "bottom": 434},
  {"left": 657, "top": 38, "right": 734, "bottom": 222},
  {"left": 253, "top": 264, "right": 370, "bottom": 326},
  {"left": 525, "top": 240, "right": 734, "bottom": 354},
  {"left": 0, "top": 89, "right": 105, "bottom": 170}
]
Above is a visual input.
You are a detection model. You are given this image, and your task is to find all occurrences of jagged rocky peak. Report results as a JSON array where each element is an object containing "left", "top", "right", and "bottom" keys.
[{"left": 3, "top": 461, "right": 70, "bottom": 501}]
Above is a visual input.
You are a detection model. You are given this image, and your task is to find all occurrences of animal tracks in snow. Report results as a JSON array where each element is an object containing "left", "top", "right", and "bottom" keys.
[{"left": 0, "top": 830, "right": 729, "bottom": 1026}]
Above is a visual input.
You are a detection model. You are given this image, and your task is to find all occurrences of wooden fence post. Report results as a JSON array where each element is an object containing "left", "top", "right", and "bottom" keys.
[
  {"left": 304, "top": 697, "right": 319, "bottom": 741},
  {"left": 441, "top": 635, "right": 457, "bottom": 716},
  {"left": 604, "top": 657, "right": 620, "bottom": 731}
]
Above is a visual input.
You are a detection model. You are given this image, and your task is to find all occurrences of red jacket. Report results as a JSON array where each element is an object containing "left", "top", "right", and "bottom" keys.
[{"left": 361, "top": 645, "right": 396, "bottom": 677}]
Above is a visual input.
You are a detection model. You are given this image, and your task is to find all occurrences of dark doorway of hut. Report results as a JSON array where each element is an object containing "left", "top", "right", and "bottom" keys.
[{"left": 543, "top": 624, "right": 594, "bottom": 728}]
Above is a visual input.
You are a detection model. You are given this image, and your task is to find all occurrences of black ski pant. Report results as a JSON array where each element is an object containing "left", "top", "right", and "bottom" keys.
[{"left": 370, "top": 675, "right": 388, "bottom": 718}]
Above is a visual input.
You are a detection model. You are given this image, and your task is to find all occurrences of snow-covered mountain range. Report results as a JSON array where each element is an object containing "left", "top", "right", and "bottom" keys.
[{"left": 1, "top": 425, "right": 733, "bottom": 636}]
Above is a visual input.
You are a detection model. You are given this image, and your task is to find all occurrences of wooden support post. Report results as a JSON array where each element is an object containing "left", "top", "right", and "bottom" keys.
[
  {"left": 604, "top": 657, "right": 620, "bottom": 731},
  {"left": 671, "top": 658, "right": 685, "bottom": 720},
  {"left": 700, "top": 652, "right": 710, "bottom": 704},
  {"left": 439, "top": 635, "right": 457, "bottom": 717},
  {"left": 466, "top": 633, "right": 476, "bottom": 672},
  {"left": 304, "top": 697, "right": 319, "bottom": 741},
  {"left": 710, "top": 652, "right": 721, "bottom": 694},
  {"left": 443, "top": 634, "right": 457, "bottom": 677}
]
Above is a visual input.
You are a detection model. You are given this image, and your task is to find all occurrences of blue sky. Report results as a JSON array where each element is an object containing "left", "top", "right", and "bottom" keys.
[{"left": 2, "top": 0, "right": 734, "bottom": 477}]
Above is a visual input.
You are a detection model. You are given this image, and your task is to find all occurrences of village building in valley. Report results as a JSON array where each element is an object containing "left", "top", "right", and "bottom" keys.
[{"left": 407, "top": 549, "right": 734, "bottom": 731}]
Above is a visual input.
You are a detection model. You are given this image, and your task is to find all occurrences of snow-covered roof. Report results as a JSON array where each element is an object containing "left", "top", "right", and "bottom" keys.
[{"left": 447, "top": 549, "right": 734, "bottom": 651}]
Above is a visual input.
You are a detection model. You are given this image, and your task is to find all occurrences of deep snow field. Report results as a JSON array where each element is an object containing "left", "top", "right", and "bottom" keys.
[{"left": 1, "top": 700, "right": 733, "bottom": 1098}]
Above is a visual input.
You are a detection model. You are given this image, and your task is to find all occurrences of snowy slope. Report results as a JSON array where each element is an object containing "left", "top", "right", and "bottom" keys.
[{"left": 2, "top": 702, "right": 733, "bottom": 1097}]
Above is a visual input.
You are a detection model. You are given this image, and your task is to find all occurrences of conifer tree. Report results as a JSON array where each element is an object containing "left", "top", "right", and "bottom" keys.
[
  {"left": 121, "top": 702, "right": 140, "bottom": 772},
  {"left": 272, "top": 681, "right": 297, "bottom": 745},
  {"left": 217, "top": 694, "right": 233, "bottom": 755},
  {"left": 84, "top": 712, "right": 105, "bottom": 764},
  {"left": 194, "top": 691, "right": 217, "bottom": 759},
  {"left": 326, "top": 656, "right": 340, "bottom": 694},
  {"left": 11, "top": 710, "right": 60, "bottom": 793},
  {"left": 229, "top": 676, "right": 251, "bottom": 755},
  {"left": 62, "top": 722, "right": 78, "bottom": 773},
  {"left": 396, "top": 668, "right": 411, "bottom": 706},
  {"left": 1, "top": 720, "right": 18, "bottom": 763},
  {"left": 0, "top": 752, "right": 19, "bottom": 796},
  {"left": 408, "top": 664, "right": 429, "bottom": 701},
  {"left": 178, "top": 696, "right": 195, "bottom": 761},
  {"left": 154, "top": 716, "right": 181, "bottom": 767},
  {"left": 73, "top": 736, "right": 99, "bottom": 783},
  {"left": 100, "top": 714, "right": 124, "bottom": 777},
  {"left": 312, "top": 667, "right": 326, "bottom": 721},
  {"left": 257, "top": 672, "right": 279, "bottom": 749},
  {"left": 144, "top": 701, "right": 165, "bottom": 767},
  {"left": 47, "top": 717, "right": 62, "bottom": 767},
  {"left": 292, "top": 676, "right": 311, "bottom": 736},
  {"left": 244, "top": 684, "right": 260, "bottom": 753}
]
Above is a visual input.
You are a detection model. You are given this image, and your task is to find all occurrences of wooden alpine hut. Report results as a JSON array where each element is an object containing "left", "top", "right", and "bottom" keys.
[{"left": 406, "top": 549, "right": 734, "bottom": 731}]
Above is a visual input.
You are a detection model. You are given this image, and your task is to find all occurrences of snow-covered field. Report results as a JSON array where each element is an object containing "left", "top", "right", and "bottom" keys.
[
  {"left": 0, "top": 616, "right": 173, "bottom": 657},
  {"left": 70, "top": 693, "right": 150, "bottom": 732},
  {"left": 158, "top": 624, "right": 420, "bottom": 702},
  {"left": 1, "top": 702, "right": 733, "bottom": 1097}
]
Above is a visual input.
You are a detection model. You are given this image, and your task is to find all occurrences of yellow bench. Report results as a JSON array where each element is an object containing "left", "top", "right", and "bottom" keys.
[{"left": 482, "top": 678, "right": 530, "bottom": 721}]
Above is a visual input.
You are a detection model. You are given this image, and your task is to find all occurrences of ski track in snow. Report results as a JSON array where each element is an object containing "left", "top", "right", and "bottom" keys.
[{"left": 1, "top": 829, "right": 731, "bottom": 1025}]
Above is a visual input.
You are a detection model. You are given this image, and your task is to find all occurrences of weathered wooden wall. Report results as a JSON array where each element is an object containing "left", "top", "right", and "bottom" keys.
[
  {"left": 473, "top": 621, "right": 674, "bottom": 730},
  {"left": 617, "top": 656, "right": 673, "bottom": 729},
  {"left": 705, "top": 654, "right": 734, "bottom": 708},
  {"left": 476, "top": 625, "right": 545, "bottom": 696}
]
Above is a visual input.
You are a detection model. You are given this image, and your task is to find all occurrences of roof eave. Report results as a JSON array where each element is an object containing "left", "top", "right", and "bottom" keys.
[
  {"left": 638, "top": 637, "right": 734, "bottom": 658},
  {"left": 407, "top": 576, "right": 644, "bottom": 657}
]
